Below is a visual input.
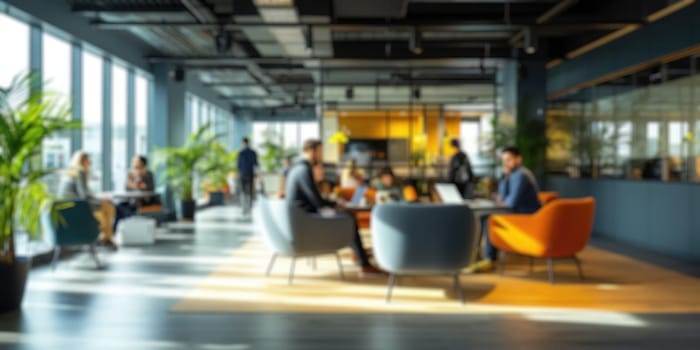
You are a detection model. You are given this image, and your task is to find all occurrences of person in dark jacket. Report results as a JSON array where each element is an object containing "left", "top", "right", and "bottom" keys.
[
  {"left": 285, "top": 139, "right": 382, "bottom": 275},
  {"left": 237, "top": 137, "right": 258, "bottom": 216},
  {"left": 448, "top": 138, "right": 475, "bottom": 199}
]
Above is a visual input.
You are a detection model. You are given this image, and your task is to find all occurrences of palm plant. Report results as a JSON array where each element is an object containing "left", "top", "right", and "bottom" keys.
[
  {"left": 152, "top": 123, "right": 214, "bottom": 202},
  {"left": 0, "top": 75, "right": 79, "bottom": 264},
  {"left": 198, "top": 140, "right": 238, "bottom": 191}
]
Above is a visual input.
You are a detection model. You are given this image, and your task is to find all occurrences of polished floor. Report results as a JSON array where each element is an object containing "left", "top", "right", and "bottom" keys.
[{"left": 0, "top": 206, "right": 699, "bottom": 350}]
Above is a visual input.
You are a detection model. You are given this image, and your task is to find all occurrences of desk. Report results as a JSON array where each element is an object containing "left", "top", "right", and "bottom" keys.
[
  {"left": 99, "top": 191, "right": 156, "bottom": 201},
  {"left": 464, "top": 199, "right": 510, "bottom": 263}
]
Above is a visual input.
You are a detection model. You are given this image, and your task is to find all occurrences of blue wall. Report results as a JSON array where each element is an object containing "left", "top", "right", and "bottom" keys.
[{"left": 546, "top": 176, "right": 700, "bottom": 262}]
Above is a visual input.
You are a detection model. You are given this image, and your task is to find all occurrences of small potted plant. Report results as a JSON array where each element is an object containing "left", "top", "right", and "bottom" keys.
[
  {"left": 199, "top": 141, "right": 238, "bottom": 206},
  {"left": 1, "top": 75, "right": 79, "bottom": 312},
  {"left": 153, "top": 124, "right": 214, "bottom": 220}
]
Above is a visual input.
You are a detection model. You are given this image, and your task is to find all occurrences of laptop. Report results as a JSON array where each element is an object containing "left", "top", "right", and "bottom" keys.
[{"left": 433, "top": 183, "right": 465, "bottom": 204}]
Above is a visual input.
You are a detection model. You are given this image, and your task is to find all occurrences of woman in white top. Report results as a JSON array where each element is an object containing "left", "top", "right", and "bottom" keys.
[{"left": 340, "top": 158, "right": 364, "bottom": 188}]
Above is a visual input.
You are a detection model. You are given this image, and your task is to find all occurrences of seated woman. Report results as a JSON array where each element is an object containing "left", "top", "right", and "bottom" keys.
[
  {"left": 340, "top": 158, "right": 364, "bottom": 188},
  {"left": 126, "top": 155, "right": 157, "bottom": 205},
  {"left": 58, "top": 151, "right": 118, "bottom": 249},
  {"left": 375, "top": 166, "right": 403, "bottom": 203}
]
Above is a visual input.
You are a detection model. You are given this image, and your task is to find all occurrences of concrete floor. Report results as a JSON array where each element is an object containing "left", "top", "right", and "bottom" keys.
[{"left": 0, "top": 206, "right": 698, "bottom": 350}]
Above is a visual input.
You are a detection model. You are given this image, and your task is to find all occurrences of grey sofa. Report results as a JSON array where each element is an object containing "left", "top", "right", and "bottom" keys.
[
  {"left": 256, "top": 196, "right": 356, "bottom": 284},
  {"left": 371, "top": 203, "right": 475, "bottom": 303}
]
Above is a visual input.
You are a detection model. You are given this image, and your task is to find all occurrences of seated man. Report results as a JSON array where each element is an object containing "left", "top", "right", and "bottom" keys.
[
  {"left": 473, "top": 146, "right": 542, "bottom": 272},
  {"left": 375, "top": 166, "right": 403, "bottom": 203},
  {"left": 285, "top": 139, "right": 382, "bottom": 275}
]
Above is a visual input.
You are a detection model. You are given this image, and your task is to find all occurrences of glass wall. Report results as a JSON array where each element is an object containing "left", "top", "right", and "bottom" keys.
[
  {"left": 187, "top": 93, "right": 232, "bottom": 143},
  {"left": 41, "top": 32, "right": 72, "bottom": 170},
  {"left": 547, "top": 55, "right": 700, "bottom": 182},
  {"left": 135, "top": 74, "right": 149, "bottom": 156},
  {"left": 0, "top": 13, "right": 29, "bottom": 93},
  {"left": 82, "top": 50, "right": 104, "bottom": 191},
  {"left": 252, "top": 121, "right": 320, "bottom": 172},
  {"left": 111, "top": 64, "right": 128, "bottom": 191}
]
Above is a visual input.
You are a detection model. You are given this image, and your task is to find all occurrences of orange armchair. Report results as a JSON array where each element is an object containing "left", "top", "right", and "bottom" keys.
[
  {"left": 488, "top": 197, "right": 595, "bottom": 283},
  {"left": 537, "top": 191, "right": 559, "bottom": 206}
]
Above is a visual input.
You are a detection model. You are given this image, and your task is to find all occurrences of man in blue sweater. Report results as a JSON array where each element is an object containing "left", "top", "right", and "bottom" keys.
[{"left": 473, "top": 146, "right": 541, "bottom": 272}]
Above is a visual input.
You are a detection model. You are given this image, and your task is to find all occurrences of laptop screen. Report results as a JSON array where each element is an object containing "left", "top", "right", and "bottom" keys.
[
  {"left": 350, "top": 185, "right": 368, "bottom": 204},
  {"left": 434, "top": 183, "right": 464, "bottom": 204}
]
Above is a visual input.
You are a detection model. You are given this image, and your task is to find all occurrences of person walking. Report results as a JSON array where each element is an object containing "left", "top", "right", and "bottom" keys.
[
  {"left": 237, "top": 137, "right": 258, "bottom": 217},
  {"left": 448, "top": 138, "right": 475, "bottom": 199}
]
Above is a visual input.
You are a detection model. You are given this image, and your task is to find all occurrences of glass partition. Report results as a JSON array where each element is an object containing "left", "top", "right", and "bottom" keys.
[{"left": 547, "top": 55, "right": 700, "bottom": 182}]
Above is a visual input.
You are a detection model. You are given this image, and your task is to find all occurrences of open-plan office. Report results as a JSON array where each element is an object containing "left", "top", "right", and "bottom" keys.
[{"left": 0, "top": 0, "right": 699, "bottom": 349}]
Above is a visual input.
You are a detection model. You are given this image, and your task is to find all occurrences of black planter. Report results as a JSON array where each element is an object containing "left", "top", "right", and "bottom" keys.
[
  {"left": 0, "top": 257, "right": 30, "bottom": 313},
  {"left": 179, "top": 199, "right": 196, "bottom": 220},
  {"left": 209, "top": 191, "right": 225, "bottom": 206}
]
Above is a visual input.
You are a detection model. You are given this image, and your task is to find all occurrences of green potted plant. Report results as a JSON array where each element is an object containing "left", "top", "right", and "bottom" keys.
[
  {"left": 1, "top": 75, "right": 79, "bottom": 312},
  {"left": 198, "top": 141, "right": 238, "bottom": 206},
  {"left": 153, "top": 124, "right": 214, "bottom": 220}
]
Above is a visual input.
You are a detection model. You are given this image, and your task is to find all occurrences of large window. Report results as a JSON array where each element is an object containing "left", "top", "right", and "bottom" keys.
[
  {"left": 42, "top": 33, "right": 72, "bottom": 170},
  {"left": 82, "top": 50, "right": 103, "bottom": 191},
  {"left": 0, "top": 13, "right": 29, "bottom": 96},
  {"left": 135, "top": 74, "right": 149, "bottom": 156},
  {"left": 111, "top": 64, "right": 128, "bottom": 191}
]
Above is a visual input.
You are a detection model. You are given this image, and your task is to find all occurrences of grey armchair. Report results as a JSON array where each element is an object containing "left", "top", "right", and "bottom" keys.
[
  {"left": 256, "top": 197, "right": 356, "bottom": 284},
  {"left": 371, "top": 203, "right": 475, "bottom": 304}
]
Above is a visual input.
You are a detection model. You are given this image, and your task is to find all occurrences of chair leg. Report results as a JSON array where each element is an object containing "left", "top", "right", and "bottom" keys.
[
  {"left": 573, "top": 255, "right": 585, "bottom": 281},
  {"left": 335, "top": 253, "right": 345, "bottom": 280},
  {"left": 453, "top": 274, "right": 465, "bottom": 305},
  {"left": 529, "top": 257, "right": 534, "bottom": 274},
  {"left": 89, "top": 243, "right": 101, "bottom": 269},
  {"left": 498, "top": 251, "right": 506, "bottom": 276},
  {"left": 51, "top": 247, "right": 61, "bottom": 271},
  {"left": 265, "top": 253, "right": 277, "bottom": 276},
  {"left": 288, "top": 257, "right": 296, "bottom": 285},
  {"left": 547, "top": 257, "right": 555, "bottom": 284},
  {"left": 386, "top": 274, "right": 396, "bottom": 303}
]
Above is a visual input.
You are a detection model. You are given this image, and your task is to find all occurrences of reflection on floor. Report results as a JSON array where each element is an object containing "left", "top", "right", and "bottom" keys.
[{"left": 0, "top": 206, "right": 698, "bottom": 350}]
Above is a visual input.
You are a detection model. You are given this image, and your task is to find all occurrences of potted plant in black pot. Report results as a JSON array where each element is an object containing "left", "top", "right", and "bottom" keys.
[
  {"left": 0, "top": 75, "right": 78, "bottom": 312},
  {"left": 153, "top": 124, "right": 213, "bottom": 220},
  {"left": 199, "top": 141, "right": 237, "bottom": 206}
]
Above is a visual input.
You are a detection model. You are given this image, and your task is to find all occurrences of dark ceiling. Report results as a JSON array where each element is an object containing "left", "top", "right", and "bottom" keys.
[{"left": 66, "top": 0, "right": 687, "bottom": 112}]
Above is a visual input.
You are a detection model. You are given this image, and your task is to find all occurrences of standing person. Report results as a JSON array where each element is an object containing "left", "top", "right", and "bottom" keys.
[
  {"left": 58, "top": 151, "right": 118, "bottom": 249},
  {"left": 472, "top": 146, "right": 542, "bottom": 272},
  {"left": 448, "top": 138, "right": 475, "bottom": 199},
  {"left": 237, "top": 137, "right": 258, "bottom": 216},
  {"left": 285, "top": 139, "right": 382, "bottom": 275}
]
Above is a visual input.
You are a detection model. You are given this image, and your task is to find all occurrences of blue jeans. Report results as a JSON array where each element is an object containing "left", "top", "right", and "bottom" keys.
[{"left": 480, "top": 214, "right": 498, "bottom": 261}]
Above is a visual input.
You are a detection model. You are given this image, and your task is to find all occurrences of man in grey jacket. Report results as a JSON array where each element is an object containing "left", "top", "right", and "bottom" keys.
[{"left": 285, "top": 139, "right": 382, "bottom": 275}]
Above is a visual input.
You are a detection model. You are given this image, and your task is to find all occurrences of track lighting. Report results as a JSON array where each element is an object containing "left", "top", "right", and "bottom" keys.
[
  {"left": 346, "top": 86, "right": 354, "bottom": 100},
  {"left": 215, "top": 29, "right": 233, "bottom": 54},
  {"left": 524, "top": 27, "right": 537, "bottom": 55},
  {"left": 409, "top": 27, "right": 423, "bottom": 55}
]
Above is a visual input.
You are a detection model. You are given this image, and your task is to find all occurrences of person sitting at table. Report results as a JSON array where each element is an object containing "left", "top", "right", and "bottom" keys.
[
  {"left": 340, "top": 158, "right": 364, "bottom": 188},
  {"left": 126, "top": 155, "right": 157, "bottom": 205},
  {"left": 375, "top": 166, "right": 403, "bottom": 203},
  {"left": 58, "top": 151, "right": 118, "bottom": 249},
  {"left": 471, "top": 146, "right": 542, "bottom": 272},
  {"left": 286, "top": 139, "right": 382, "bottom": 275}
]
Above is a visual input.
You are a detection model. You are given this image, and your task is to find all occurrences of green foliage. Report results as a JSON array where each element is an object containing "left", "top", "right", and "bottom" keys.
[
  {"left": 152, "top": 123, "right": 215, "bottom": 201},
  {"left": 198, "top": 141, "right": 238, "bottom": 190},
  {"left": 0, "top": 74, "right": 79, "bottom": 263}
]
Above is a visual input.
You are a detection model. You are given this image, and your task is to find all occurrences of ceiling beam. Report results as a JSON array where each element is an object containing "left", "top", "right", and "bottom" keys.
[
  {"left": 180, "top": 0, "right": 217, "bottom": 23},
  {"left": 205, "top": 79, "right": 494, "bottom": 87}
]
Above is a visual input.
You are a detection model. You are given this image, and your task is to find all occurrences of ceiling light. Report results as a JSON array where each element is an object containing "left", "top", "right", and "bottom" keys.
[
  {"left": 304, "top": 26, "right": 313, "bottom": 54},
  {"left": 409, "top": 27, "right": 423, "bottom": 55},
  {"left": 215, "top": 29, "right": 233, "bottom": 54},
  {"left": 524, "top": 27, "right": 537, "bottom": 55},
  {"left": 345, "top": 87, "right": 354, "bottom": 100},
  {"left": 413, "top": 87, "right": 421, "bottom": 100}
]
